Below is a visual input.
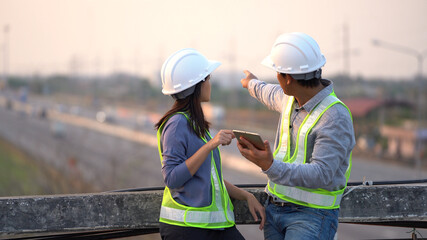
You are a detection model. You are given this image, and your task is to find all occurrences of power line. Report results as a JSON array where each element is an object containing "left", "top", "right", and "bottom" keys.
[{"left": 107, "top": 179, "right": 427, "bottom": 193}]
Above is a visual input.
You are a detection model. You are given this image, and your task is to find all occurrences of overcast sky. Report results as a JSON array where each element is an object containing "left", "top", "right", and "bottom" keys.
[{"left": 1, "top": 0, "right": 427, "bottom": 81}]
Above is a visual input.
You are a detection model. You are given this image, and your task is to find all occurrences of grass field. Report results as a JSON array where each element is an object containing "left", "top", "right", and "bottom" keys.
[{"left": 0, "top": 137, "right": 87, "bottom": 197}]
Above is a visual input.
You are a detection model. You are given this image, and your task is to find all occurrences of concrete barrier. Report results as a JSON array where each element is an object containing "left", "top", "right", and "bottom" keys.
[{"left": 1, "top": 186, "right": 426, "bottom": 239}]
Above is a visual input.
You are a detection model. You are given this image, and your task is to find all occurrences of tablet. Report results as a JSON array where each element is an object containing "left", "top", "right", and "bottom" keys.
[{"left": 232, "top": 130, "right": 265, "bottom": 150}]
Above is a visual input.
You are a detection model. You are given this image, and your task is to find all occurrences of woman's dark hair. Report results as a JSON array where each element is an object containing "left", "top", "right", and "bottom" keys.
[{"left": 155, "top": 80, "right": 210, "bottom": 138}]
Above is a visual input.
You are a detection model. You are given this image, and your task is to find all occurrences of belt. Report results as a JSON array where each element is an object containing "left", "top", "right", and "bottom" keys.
[{"left": 268, "top": 195, "right": 295, "bottom": 207}]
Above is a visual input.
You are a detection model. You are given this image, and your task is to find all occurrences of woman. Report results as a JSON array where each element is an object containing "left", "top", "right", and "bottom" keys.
[{"left": 155, "top": 48, "right": 265, "bottom": 240}]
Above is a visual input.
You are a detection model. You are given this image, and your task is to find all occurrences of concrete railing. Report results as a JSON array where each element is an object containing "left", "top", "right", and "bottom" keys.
[{"left": 1, "top": 186, "right": 426, "bottom": 239}]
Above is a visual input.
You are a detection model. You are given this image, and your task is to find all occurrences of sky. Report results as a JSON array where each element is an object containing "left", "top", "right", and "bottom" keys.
[{"left": 0, "top": 0, "right": 427, "bottom": 83}]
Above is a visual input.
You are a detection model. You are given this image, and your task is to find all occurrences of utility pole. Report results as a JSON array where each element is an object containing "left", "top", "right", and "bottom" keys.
[
  {"left": 330, "top": 24, "right": 358, "bottom": 77},
  {"left": 156, "top": 45, "right": 164, "bottom": 88},
  {"left": 134, "top": 48, "right": 141, "bottom": 78},
  {"left": 372, "top": 39, "right": 427, "bottom": 176},
  {"left": 2, "top": 24, "right": 10, "bottom": 90},
  {"left": 69, "top": 55, "right": 79, "bottom": 80},
  {"left": 227, "top": 36, "right": 237, "bottom": 89},
  {"left": 343, "top": 23, "right": 350, "bottom": 76}
]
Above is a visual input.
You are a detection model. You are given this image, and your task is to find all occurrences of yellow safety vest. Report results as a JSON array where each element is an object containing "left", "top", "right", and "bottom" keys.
[
  {"left": 157, "top": 112, "right": 235, "bottom": 228},
  {"left": 267, "top": 93, "right": 352, "bottom": 209}
]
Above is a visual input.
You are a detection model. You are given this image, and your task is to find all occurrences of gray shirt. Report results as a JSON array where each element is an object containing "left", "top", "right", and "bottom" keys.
[{"left": 248, "top": 79, "right": 356, "bottom": 192}]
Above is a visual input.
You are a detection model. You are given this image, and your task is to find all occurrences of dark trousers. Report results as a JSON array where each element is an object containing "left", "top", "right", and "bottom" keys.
[{"left": 159, "top": 222, "right": 245, "bottom": 240}]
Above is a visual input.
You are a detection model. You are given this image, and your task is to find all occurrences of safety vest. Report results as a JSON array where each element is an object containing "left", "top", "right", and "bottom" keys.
[
  {"left": 157, "top": 112, "right": 235, "bottom": 228},
  {"left": 267, "top": 93, "right": 352, "bottom": 209}
]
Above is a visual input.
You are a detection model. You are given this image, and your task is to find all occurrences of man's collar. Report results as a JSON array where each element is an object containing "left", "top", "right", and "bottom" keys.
[{"left": 296, "top": 79, "right": 333, "bottom": 113}]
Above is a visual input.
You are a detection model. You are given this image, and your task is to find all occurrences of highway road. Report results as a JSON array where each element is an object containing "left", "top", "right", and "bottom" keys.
[{"left": 0, "top": 95, "right": 426, "bottom": 239}]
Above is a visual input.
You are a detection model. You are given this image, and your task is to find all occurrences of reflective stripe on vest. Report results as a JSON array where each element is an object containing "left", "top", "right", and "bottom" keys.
[
  {"left": 157, "top": 112, "right": 235, "bottom": 228},
  {"left": 268, "top": 181, "right": 343, "bottom": 208},
  {"left": 159, "top": 159, "right": 235, "bottom": 225},
  {"left": 269, "top": 94, "right": 351, "bottom": 209},
  {"left": 160, "top": 206, "right": 235, "bottom": 223}
]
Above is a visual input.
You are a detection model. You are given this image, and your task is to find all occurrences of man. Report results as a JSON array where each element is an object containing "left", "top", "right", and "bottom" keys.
[{"left": 236, "top": 32, "right": 355, "bottom": 240}]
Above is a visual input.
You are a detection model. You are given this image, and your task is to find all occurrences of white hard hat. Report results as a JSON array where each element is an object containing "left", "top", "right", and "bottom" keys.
[
  {"left": 262, "top": 32, "right": 326, "bottom": 80},
  {"left": 161, "top": 48, "right": 221, "bottom": 98}
]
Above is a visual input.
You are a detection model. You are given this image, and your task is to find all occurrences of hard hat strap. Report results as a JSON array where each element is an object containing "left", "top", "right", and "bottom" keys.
[
  {"left": 172, "top": 85, "right": 197, "bottom": 100},
  {"left": 291, "top": 69, "right": 322, "bottom": 80}
]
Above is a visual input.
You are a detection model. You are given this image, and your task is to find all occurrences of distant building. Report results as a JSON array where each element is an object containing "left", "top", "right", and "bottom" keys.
[
  {"left": 342, "top": 98, "right": 426, "bottom": 162},
  {"left": 380, "top": 126, "right": 427, "bottom": 161},
  {"left": 343, "top": 98, "right": 413, "bottom": 119}
]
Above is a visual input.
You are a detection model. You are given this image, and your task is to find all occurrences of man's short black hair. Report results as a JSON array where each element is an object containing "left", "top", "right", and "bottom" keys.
[
  {"left": 280, "top": 73, "right": 321, "bottom": 88},
  {"left": 296, "top": 78, "right": 321, "bottom": 88}
]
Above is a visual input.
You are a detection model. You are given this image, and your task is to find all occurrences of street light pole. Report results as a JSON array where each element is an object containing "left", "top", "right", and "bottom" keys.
[
  {"left": 372, "top": 39, "right": 427, "bottom": 175},
  {"left": 372, "top": 39, "right": 427, "bottom": 77}
]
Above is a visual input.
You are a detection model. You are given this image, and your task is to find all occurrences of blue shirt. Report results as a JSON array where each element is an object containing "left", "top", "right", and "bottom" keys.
[{"left": 160, "top": 113, "right": 222, "bottom": 207}]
